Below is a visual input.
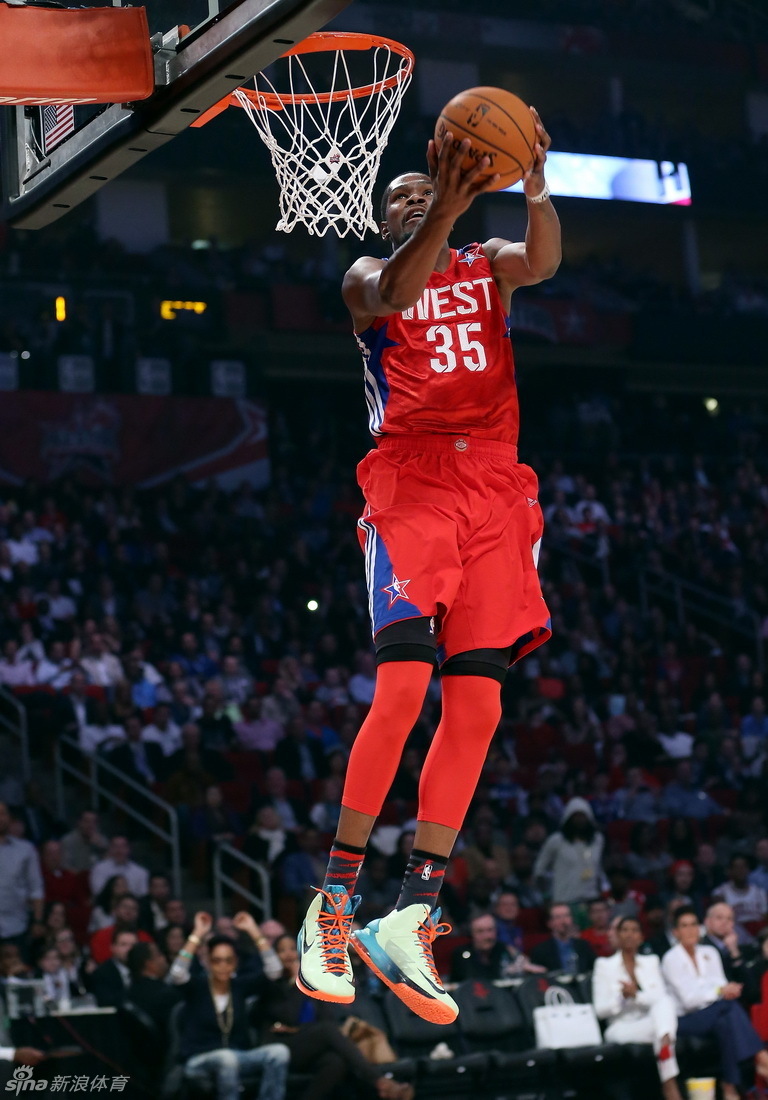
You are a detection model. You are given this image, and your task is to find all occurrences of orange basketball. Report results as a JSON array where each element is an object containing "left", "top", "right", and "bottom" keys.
[{"left": 435, "top": 87, "right": 536, "bottom": 190}]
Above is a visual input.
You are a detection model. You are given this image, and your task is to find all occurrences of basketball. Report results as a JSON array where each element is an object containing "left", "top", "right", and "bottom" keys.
[{"left": 435, "top": 87, "right": 536, "bottom": 189}]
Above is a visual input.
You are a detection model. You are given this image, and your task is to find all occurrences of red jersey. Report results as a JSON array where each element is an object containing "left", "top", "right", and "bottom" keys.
[{"left": 355, "top": 243, "right": 520, "bottom": 445}]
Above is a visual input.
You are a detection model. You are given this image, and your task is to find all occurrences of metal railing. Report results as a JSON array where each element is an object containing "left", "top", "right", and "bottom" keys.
[
  {"left": 54, "top": 733, "right": 181, "bottom": 896},
  {"left": 639, "top": 567, "right": 764, "bottom": 670},
  {"left": 212, "top": 842, "right": 271, "bottom": 921},
  {"left": 0, "top": 686, "right": 30, "bottom": 781},
  {"left": 547, "top": 538, "right": 764, "bottom": 671}
]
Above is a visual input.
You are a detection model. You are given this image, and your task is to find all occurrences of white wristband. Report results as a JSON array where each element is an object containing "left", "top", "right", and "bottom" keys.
[{"left": 526, "top": 182, "right": 551, "bottom": 204}]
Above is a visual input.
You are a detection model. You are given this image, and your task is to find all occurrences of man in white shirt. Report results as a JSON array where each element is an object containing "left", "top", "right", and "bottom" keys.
[
  {"left": 593, "top": 916, "right": 682, "bottom": 1099},
  {"left": 5, "top": 522, "right": 38, "bottom": 565},
  {"left": 80, "top": 633, "right": 123, "bottom": 688},
  {"left": 661, "top": 905, "right": 768, "bottom": 1100},
  {"left": 142, "top": 702, "right": 182, "bottom": 757},
  {"left": 0, "top": 639, "right": 35, "bottom": 688},
  {"left": 348, "top": 651, "right": 376, "bottom": 705},
  {"left": 90, "top": 836, "right": 149, "bottom": 899},
  {"left": 41, "top": 578, "right": 77, "bottom": 622},
  {"left": 60, "top": 810, "right": 109, "bottom": 872},
  {"left": 34, "top": 640, "right": 77, "bottom": 690}
]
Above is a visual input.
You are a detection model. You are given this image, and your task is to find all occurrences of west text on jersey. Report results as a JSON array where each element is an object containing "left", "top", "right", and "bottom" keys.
[{"left": 400, "top": 277, "right": 495, "bottom": 322}]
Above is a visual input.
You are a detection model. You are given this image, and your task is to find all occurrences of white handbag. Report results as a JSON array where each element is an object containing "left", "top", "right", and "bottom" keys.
[{"left": 533, "top": 986, "right": 603, "bottom": 1049}]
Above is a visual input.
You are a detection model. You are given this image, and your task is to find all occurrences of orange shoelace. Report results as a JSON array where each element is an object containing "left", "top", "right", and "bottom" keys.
[
  {"left": 315, "top": 888, "right": 354, "bottom": 975},
  {"left": 416, "top": 913, "right": 452, "bottom": 985}
]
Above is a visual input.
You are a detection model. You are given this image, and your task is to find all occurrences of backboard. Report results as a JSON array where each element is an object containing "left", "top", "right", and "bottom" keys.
[{"left": 0, "top": 0, "right": 353, "bottom": 229}]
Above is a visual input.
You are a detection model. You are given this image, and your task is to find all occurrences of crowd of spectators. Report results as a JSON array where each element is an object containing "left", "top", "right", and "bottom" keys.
[{"left": 0, "top": 388, "right": 766, "bottom": 1091}]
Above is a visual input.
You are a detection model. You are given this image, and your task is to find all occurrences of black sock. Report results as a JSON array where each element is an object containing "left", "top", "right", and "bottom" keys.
[
  {"left": 322, "top": 840, "right": 366, "bottom": 895},
  {"left": 395, "top": 849, "right": 448, "bottom": 911}
]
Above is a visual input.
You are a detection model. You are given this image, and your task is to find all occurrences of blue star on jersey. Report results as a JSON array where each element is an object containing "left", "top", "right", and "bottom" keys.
[
  {"left": 382, "top": 573, "right": 411, "bottom": 606},
  {"left": 457, "top": 244, "right": 484, "bottom": 266}
]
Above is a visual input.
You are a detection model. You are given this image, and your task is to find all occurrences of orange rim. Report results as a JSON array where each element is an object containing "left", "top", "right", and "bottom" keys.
[
  {"left": 239, "top": 32, "right": 412, "bottom": 111},
  {"left": 191, "top": 32, "right": 413, "bottom": 127}
]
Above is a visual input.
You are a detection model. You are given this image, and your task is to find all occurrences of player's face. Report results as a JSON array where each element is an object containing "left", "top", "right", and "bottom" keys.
[{"left": 382, "top": 174, "right": 434, "bottom": 248}]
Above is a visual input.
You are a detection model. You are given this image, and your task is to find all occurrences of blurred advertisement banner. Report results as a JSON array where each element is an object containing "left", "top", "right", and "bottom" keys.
[
  {"left": 0, "top": 394, "right": 269, "bottom": 488},
  {"left": 506, "top": 152, "right": 691, "bottom": 205}
]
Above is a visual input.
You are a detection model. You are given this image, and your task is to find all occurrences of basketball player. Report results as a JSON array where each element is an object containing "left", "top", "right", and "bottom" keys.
[{"left": 298, "top": 108, "right": 561, "bottom": 1024}]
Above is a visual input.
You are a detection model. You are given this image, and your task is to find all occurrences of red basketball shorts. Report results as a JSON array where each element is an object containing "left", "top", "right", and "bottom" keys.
[{"left": 355, "top": 433, "right": 551, "bottom": 665}]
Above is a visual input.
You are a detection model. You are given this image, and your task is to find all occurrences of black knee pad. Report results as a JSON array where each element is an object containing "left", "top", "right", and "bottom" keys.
[
  {"left": 374, "top": 616, "right": 437, "bottom": 666},
  {"left": 440, "top": 646, "right": 511, "bottom": 684}
]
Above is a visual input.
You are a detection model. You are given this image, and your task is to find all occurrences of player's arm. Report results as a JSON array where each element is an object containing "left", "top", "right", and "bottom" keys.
[
  {"left": 342, "top": 135, "right": 498, "bottom": 331},
  {"left": 484, "top": 107, "right": 561, "bottom": 293}
]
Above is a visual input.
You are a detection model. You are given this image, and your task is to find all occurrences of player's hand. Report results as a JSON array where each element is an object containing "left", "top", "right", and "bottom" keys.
[
  {"left": 193, "top": 911, "right": 213, "bottom": 939},
  {"left": 14, "top": 1048, "right": 45, "bottom": 1066},
  {"left": 620, "top": 979, "right": 638, "bottom": 998},
  {"left": 426, "top": 131, "right": 501, "bottom": 219},
  {"left": 523, "top": 107, "right": 551, "bottom": 195}
]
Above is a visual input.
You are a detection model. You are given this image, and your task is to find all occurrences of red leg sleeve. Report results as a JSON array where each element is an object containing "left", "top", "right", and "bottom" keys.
[
  {"left": 417, "top": 675, "right": 502, "bottom": 830},
  {"left": 340, "top": 661, "right": 433, "bottom": 817}
]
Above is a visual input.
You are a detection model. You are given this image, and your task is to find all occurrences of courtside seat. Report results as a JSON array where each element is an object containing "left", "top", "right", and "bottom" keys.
[
  {"left": 675, "top": 1033, "right": 719, "bottom": 1081},
  {"left": 382, "top": 990, "right": 462, "bottom": 1057},
  {"left": 163, "top": 1000, "right": 272, "bottom": 1099},
  {"left": 454, "top": 979, "right": 528, "bottom": 1053},
  {"left": 416, "top": 1050, "right": 489, "bottom": 1096},
  {"left": 487, "top": 1046, "right": 558, "bottom": 1096},
  {"left": 382, "top": 989, "right": 485, "bottom": 1095}
]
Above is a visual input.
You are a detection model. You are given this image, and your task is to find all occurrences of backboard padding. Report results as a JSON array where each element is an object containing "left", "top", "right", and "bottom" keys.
[{"left": 1, "top": 0, "right": 353, "bottom": 228}]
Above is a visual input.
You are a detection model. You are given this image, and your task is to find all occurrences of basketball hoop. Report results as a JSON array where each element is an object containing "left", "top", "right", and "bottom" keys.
[{"left": 196, "top": 33, "right": 414, "bottom": 239}]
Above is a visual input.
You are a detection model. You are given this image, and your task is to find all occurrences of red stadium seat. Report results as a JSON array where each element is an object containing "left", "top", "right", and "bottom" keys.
[
  {"left": 606, "top": 820, "right": 634, "bottom": 851},
  {"left": 218, "top": 781, "right": 252, "bottom": 815},
  {"left": 433, "top": 934, "right": 469, "bottom": 979},
  {"left": 224, "top": 752, "right": 263, "bottom": 784},
  {"left": 517, "top": 907, "right": 546, "bottom": 933},
  {"left": 522, "top": 932, "right": 550, "bottom": 954}
]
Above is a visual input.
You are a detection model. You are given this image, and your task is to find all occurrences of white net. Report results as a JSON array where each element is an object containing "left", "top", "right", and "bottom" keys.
[{"left": 234, "top": 36, "right": 414, "bottom": 239}]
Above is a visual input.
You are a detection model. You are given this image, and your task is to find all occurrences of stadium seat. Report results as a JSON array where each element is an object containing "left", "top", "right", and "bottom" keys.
[
  {"left": 382, "top": 990, "right": 462, "bottom": 1058},
  {"left": 453, "top": 979, "right": 528, "bottom": 1052},
  {"left": 517, "top": 906, "right": 546, "bottom": 933},
  {"left": 382, "top": 989, "right": 486, "bottom": 1095},
  {"left": 432, "top": 933, "right": 469, "bottom": 979},
  {"left": 416, "top": 1051, "right": 489, "bottom": 1096},
  {"left": 606, "top": 819, "right": 634, "bottom": 850},
  {"left": 223, "top": 751, "right": 263, "bottom": 783}
]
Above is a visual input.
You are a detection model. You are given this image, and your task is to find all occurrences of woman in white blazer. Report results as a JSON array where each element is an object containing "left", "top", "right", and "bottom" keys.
[
  {"left": 661, "top": 904, "right": 768, "bottom": 1100},
  {"left": 593, "top": 916, "right": 682, "bottom": 1100}
]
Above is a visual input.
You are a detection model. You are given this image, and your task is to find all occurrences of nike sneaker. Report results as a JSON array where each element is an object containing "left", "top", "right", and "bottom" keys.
[
  {"left": 296, "top": 885, "right": 360, "bottom": 1003},
  {"left": 350, "top": 903, "right": 458, "bottom": 1024}
]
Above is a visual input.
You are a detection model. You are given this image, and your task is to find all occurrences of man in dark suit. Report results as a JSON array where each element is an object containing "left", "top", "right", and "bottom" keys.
[
  {"left": 137, "top": 872, "right": 172, "bottom": 938},
  {"left": 15, "top": 781, "right": 62, "bottom": 845},
  {"left": 107, "top": 713, "right": 166, "bottom": 786},
  {"left": 273, "top": 718, "right": 328, "bottom": 784},
  {"left": 251, "top": 766, "right": 309, "bottom": 831},
  {"left": 450, "top": 911, "right": 537, "bottom": 982},
  {"left": 642, "top": 898, "right": 687, "bottom": 960},
  {"left": 127, "top": 941, "right": 181, "bottom": 1035},
  {"left": 529, "top": 902, "right": 596, "bottom": 973},
  {"left": 165, "top": 722, "right": 233, "bottom": 784},
  {"left": 701, "top": 901, "right": 754, "bottom": 983},
  {"left": 87, "top": 928, "right": 138, "bottom": 1007}
]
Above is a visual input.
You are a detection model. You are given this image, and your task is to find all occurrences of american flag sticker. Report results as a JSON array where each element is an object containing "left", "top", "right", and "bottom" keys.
[{"left": 41, "top": 104, "right": 75, "bottom": 154}]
